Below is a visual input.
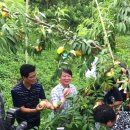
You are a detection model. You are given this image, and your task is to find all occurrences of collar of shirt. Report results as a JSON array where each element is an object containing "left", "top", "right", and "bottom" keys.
[
  {"left": 21, "top": 81, "right": 35, "bottom": 91},
  {"left": 59, "top": 83, "right": 70, "bottom": 91}
]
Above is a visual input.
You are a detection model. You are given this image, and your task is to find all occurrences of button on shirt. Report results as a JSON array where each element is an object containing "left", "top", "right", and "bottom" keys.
[{"left": 50, "top": 83, "right": 77, "bottom": 112}]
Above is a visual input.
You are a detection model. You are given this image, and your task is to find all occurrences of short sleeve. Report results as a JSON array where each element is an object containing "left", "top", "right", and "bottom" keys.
[
  {"left": 39, "top": 86, "right": 46, "bottom": 100},
  {"left": 11, "top": 90, "right": 22, "bottom": 107}
]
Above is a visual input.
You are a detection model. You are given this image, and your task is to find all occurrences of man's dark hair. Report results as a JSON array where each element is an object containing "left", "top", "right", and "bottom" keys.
[
  {"left": 59, "top": 68, "right": 73, "bottom": 77},
  {"left": 93, "top": 104, "right": 116, "bottom": 124},
  {"left": 20, "top": 64, "right": 35, "bottom": 78}
]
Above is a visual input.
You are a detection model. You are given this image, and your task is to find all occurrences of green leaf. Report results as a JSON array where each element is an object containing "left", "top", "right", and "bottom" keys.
[
  {"left": 2, "top": 24, "right": 14, "bottom": 36},
  {"left": 0, "top": 37, "right": 7, "bottom": 46},
  {"left": 82, "top": 43, "right": 86, "bottom": 54},
  {"left": 6, "top": 36, "right": 16, "bottom": 44}
]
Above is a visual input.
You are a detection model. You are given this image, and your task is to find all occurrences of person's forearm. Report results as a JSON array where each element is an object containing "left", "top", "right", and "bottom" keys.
[
  {"left": 59, "top": 97, "right": 66, "bottom": 110},
  {"left": 54, "top": 97, "right": 66, "bottom": 111},
  {"left": 110, "top": 101, "right": 123, "bottom": 108},
  {"left": 20, "top": 107, "right": 37, "bottom": 113}
]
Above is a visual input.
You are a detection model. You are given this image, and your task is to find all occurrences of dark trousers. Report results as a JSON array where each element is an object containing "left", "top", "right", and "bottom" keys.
[{"left": 0, "top": 118, "right": 5, "bottom": 130}]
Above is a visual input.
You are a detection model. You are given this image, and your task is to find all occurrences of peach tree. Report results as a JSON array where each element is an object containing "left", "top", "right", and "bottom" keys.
[{"left": 0, "top": 0, "right": 130, "bottom": 129}]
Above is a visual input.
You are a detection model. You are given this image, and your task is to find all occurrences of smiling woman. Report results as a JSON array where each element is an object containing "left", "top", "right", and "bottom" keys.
[{"left": 50, "top": 68, "right": 77, "bottom": 114}]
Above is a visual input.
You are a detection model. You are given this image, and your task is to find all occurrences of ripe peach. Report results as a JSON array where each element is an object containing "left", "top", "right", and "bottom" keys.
[
  {"left": 53, "top": 101, "right": 61, "bottom": 108},
  {"left": 39, "top": 101, "right": 47, "bottom": 108},
  {"left": 64, "top": 88, "right": 71, "bottom": 97}
]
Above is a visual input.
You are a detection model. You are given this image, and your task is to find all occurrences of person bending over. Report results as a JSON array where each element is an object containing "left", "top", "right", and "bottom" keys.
[{"left": 93, "top": 104, "right": 130, "bottom": 130}]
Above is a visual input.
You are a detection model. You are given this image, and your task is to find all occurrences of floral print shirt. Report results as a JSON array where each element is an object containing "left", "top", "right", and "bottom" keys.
[{"left": 111, "top": 111, "right": 130, "bottom": 130}]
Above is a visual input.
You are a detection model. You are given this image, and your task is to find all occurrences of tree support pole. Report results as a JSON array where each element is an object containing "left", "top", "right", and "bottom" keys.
[
  {"left": 25, "top": 0, "right": 29, "bottom": 64},
  {"left": 95, "top": 0, "right": 114, "bottom": 63}
]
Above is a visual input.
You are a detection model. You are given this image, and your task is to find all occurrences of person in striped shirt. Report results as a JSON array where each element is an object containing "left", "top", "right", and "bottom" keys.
[{"left": 11, "top": 64, "right": 47, "bottom": 130}]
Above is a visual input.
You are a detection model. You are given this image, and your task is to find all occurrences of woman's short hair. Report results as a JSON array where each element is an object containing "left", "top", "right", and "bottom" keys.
[{"left": 59, "top": 68, "right": 72, "bottom": 77}]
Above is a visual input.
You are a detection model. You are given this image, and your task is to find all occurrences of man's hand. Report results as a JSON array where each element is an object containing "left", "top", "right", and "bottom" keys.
[
  {"left": 36, "top": 105, "right": 44, "bottom": 111},
  {"left": 37, "top": 100, "right": 47, "bottom": 110}
]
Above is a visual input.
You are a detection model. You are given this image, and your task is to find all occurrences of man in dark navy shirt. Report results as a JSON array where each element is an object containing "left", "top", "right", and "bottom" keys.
[{"left": 11, "top": 64, "right": 47, "bottom": 130}]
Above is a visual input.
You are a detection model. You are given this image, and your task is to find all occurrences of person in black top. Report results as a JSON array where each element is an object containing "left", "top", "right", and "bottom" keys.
[
  {"left": 11, "top": 64, "right": 49, "bottom": 130},
  {"left": 103, "top": 86, "right": 123, "bottom": 109},
  {"left": 102, "top": 66, "right": 123, "bottom": 109}
]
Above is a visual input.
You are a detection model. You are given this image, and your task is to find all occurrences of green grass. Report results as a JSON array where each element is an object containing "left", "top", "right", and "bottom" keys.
[{"left": 115, "top": 35, "right": 130, "bottom": 66}]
